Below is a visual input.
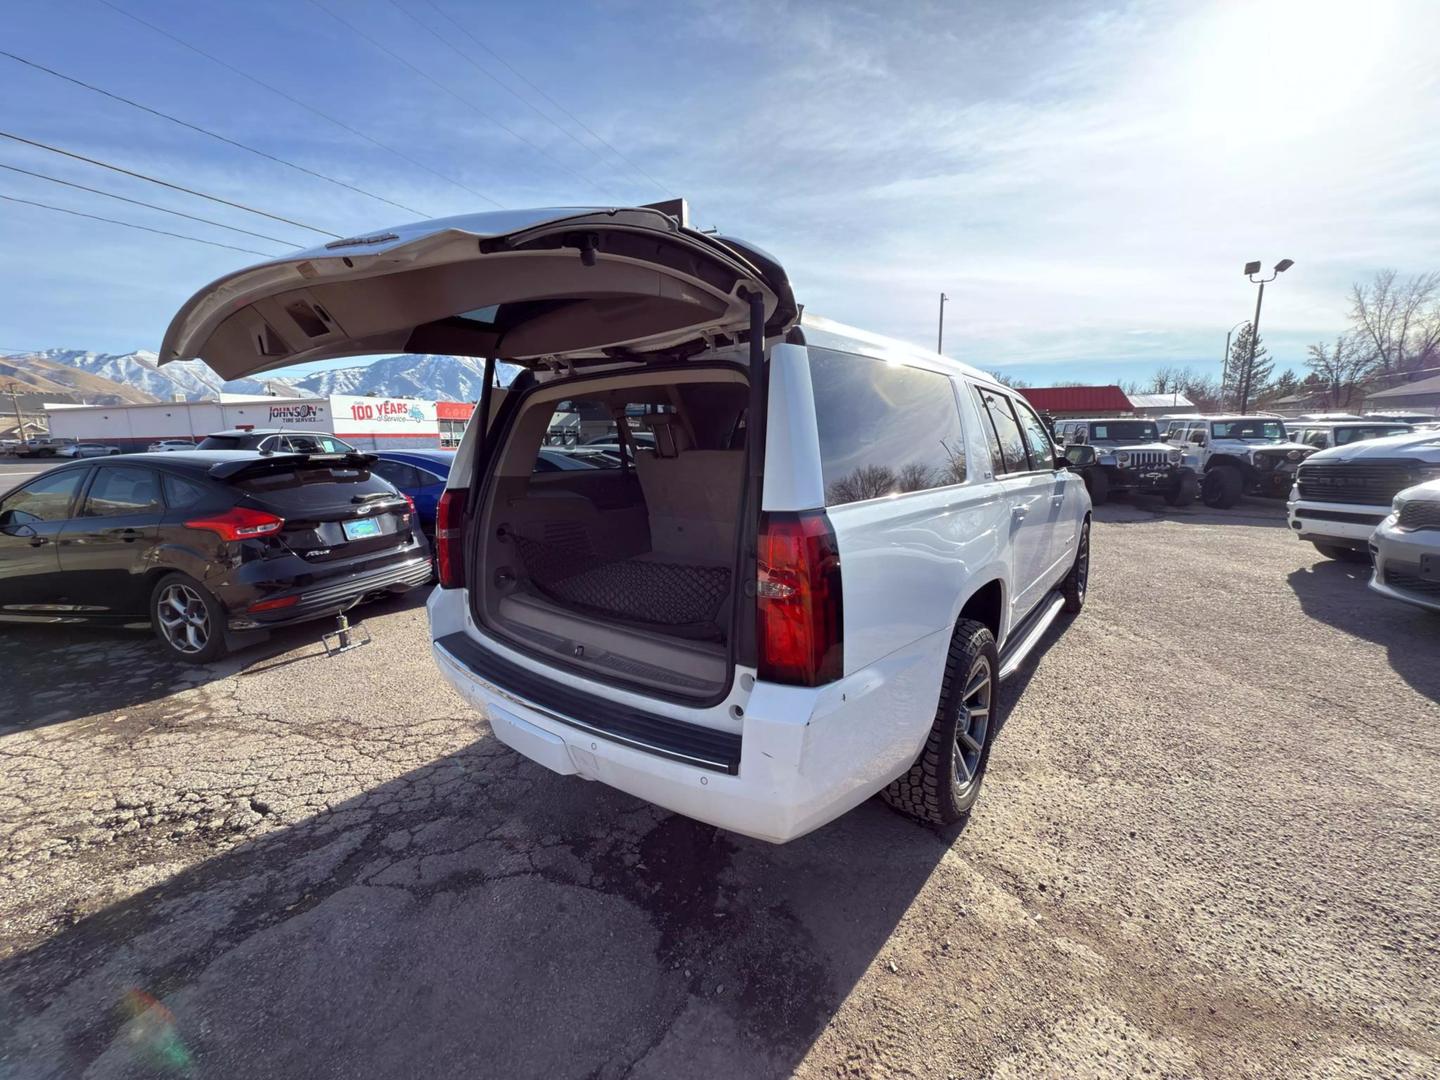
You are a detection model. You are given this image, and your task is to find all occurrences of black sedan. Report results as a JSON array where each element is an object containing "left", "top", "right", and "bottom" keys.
[{"left": 0, "top": 451, "right": 431, "bottom": 661}]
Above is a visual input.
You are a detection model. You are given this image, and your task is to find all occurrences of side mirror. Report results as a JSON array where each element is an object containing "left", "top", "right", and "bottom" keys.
[
  {"left": 1, "top": 521, "right": 37, "bottom": 539},
  {"left": 1065, "top": 445, "right": 1097, "bottom": 468}
]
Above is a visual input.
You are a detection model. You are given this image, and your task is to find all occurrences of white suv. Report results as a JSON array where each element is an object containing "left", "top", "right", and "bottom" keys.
[{"left": 158, "top": 205, "right": 1093, "bottom": 843}]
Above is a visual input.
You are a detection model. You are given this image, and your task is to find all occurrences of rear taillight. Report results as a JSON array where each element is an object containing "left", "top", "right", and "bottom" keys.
[
  {"left": 403, "top": 493, "right": 416, "bottom": 516},
  {"left": 436, "top": 487, "right": 467, "bottom": 589},
  {"left": 756, "top": 510, "right": 844, "bottom": 686},
  {"left": 184, "top": 507, "right": 284, "bottom": 541}
]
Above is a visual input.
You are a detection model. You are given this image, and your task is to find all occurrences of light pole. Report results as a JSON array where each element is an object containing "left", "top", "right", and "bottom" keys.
[
  {"left": 1237, "top": 258, "right": 1294, "bottom": 414},
  {"left": 937, "top": 292, "right": 949, "bottom": 354},
  {"left": 1220, "top": 319, "right": 1250, "bottom": 411}
]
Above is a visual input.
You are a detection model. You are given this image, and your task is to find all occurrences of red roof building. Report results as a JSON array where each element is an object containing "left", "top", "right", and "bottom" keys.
[{"left": 1017, "top": 385, "right": 1133, "bottom": 417}]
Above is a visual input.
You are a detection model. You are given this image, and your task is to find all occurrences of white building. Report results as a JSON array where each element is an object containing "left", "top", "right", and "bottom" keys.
[{"left": 44, "top": 393, "right": 464, "bottom": 451}]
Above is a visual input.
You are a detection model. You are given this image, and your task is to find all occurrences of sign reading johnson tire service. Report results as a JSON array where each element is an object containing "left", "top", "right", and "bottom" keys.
[{"left": 331, "top": 394, "right": 438, "bottom": 449}]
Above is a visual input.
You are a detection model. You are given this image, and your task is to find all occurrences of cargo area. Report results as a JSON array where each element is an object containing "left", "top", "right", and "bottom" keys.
[{"left": 474, "top": 368, "right": 749, "bottom": 700}]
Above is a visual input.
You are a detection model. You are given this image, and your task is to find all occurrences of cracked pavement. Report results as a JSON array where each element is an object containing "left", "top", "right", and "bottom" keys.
[{"left": 1, "top": 499, "right": 1437, "bottom": 1078}]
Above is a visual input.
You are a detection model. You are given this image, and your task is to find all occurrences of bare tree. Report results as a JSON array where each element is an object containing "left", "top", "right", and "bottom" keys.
[
  {"left": 1349, "top": 269, "right": 1440, "bottom": 374},
  {"left": 1305, "top": 334, "right": 1374, "bottom": 410},
  {"left": 895, "top": 461, "right": 935, "bottom": 492},
  {"left": 826, "top": 464, "right": 897, "bottom": 505},
  {"left": 986, "top": 370, "right": 1029, "bottom": 389}
]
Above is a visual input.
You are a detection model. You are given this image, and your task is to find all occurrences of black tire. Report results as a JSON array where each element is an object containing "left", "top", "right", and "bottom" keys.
[
  {"left": 149, "top": 572, "right": 228, "bottom": 663},
  {"left": 1165, "top": 473, "right": 1199, "bottom": 507},
  {"left": 881, "top": 619, "right": 999, "bottom": 825},
  {"left": 1201, "top": 465, "right": 1243, "bottom": 509},
  {"left": 1312, "top": 542, "right": 1370, "bottom": 564},
  {"left": 1062, "top": 517, "right": 1091, "bottom": 614},
  {"left": 1083, "top": 467, "right": 1110, "bottom": 506}
]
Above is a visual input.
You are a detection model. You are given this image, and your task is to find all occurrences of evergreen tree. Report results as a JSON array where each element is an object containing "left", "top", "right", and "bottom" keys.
[{"left": 1224, "top": 325, "right": 1272, "bottom": 412}]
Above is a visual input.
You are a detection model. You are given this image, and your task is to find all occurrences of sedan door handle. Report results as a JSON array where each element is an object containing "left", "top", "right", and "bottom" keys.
[
  {"left": 28, "top": 535, "right": 48, "bottom": 547},
  {"left": 106, "top": 527, "right": 143, "bottom": 542}
]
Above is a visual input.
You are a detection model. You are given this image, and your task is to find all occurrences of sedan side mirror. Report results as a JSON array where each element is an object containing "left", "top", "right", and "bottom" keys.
[
  {"left": 1065, "top": 445, "right": 1097, "bottom": 468},
  {"left": 0, "top": 521, "right": 37, "bottom": 539}
]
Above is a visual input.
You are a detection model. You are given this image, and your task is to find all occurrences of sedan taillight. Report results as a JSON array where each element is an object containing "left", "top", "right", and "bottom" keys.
[
  {"left": 184, "top": 507, "right": 284, "bottom": 541},
  {"left": 435, "top": 487, "right": 467, "bottom": 589}
]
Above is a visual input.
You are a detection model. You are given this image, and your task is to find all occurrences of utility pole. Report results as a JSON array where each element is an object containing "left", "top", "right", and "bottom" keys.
[
  {"left": 1238, "top": 258, "right": 1294, "bottom": 414},
  {"left": 3, "top": 383, "right": 24, "bottom": 444},
  {"left": 937, "top": 292, "right": 949, "bottom": 354}
]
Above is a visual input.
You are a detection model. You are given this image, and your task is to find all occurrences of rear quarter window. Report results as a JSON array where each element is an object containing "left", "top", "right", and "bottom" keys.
[{"left": 808, "top": 348, "right": 967, "bottom": 506}]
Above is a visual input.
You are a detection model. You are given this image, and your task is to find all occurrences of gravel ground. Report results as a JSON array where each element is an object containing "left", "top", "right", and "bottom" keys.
[{"left": 1, "top": 497, "right": 1436, "bottom": 1079}]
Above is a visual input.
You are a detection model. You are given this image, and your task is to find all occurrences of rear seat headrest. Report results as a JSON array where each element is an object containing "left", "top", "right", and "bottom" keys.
[{"left": 639, "top": 413, "right": 688, "bottom": 458}]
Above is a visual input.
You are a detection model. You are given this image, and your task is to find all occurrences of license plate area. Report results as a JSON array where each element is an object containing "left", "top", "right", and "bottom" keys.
[{"left": 342, "top": 516, "right": 382, "bottom": 541}]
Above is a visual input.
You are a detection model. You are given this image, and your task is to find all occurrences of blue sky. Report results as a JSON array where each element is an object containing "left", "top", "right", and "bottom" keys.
[{"left": 2, "top": 0, "right": 1437, "bottom": 385}]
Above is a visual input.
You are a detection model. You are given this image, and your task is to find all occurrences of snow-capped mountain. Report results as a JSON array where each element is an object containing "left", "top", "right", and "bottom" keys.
[
  {"left": 12, "top": 349, "right": 310, "bottom": 401},
  {"left": 294, "top": 354, "right": 521, "bottom": 400},
  {"left": 6, "top": 349, "right": 518, "bottom": 406}
]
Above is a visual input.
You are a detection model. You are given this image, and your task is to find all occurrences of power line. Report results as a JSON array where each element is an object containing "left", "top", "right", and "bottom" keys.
[
  {"left": 0, "top": 50, "right": 428, "bottom": 217},
  {"left": 307, "top": 0, "right": 613, "bottom": 199},
  {"left": 0, "top": 193, "right": 282, "bottom": 258},
  {"left": 0, "top": 131, "right": 339, "bottom": 238},
  {"left": 0, "top": 162, "right": 305, "bottom": 247},
  {"left": 423, "top": 0, "right": 673, "bottom": 196},
  {"left": 386, "top": 0, "right": 630, "bottom": 194},
  {"left": 93, "top": 0, "right": 505, "bottom": 210}
]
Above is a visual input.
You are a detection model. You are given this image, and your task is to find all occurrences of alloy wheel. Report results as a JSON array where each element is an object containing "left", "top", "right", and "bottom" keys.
[
  {"left": 953, "top": 654, "right": 993, "bottom": 790},
  {"left": 156, "top": 583, "right": 211, "bottom": 655},
  {"left": 1076, "top": 524, "right": 1091, "bottom": 602}
]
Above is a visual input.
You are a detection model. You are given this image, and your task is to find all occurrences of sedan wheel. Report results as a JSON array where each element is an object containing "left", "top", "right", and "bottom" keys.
[{"left": 150, "top": 574, "right": 228, "bottom": 663}]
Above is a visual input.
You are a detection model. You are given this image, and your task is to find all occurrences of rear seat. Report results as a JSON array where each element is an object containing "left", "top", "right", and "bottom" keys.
[{"left": 632, "top": 415, "right": 742, "bottom": 565}]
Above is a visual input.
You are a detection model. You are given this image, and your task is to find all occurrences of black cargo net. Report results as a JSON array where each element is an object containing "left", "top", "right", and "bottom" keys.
[{"left": 511, "top": 534, "right": 731, "bottom": 632}]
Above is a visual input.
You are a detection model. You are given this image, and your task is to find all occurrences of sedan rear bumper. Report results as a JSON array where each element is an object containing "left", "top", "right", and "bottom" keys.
[{"left": 225, "top": 553, "right": 433, "bottom": 629}]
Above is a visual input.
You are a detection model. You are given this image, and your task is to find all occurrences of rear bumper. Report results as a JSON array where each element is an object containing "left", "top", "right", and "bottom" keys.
[
  {"left": 1287, "top": 496, "right": 1388, "bottom": 549},
  {"left": 428, "top": 591, "right": 943, "bottom": 843},
  {"left": 1369, "top": 516, "right": 1440, "bottom": 613},
  {"left": 225, "top": 552, "right": 433, "bottom": 629}
]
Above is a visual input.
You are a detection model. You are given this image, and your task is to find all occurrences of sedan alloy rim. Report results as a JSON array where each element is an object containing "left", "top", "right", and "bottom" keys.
[{"left": 156, "top": 583, "right": 210, "bottom": 654}]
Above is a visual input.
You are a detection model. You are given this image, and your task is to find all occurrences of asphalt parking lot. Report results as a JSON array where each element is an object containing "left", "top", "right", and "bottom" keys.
[{"left": 1, "top": 494, "right": 1437, "bottom": 1079}]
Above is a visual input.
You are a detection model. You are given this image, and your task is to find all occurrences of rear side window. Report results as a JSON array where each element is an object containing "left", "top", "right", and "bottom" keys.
[
  {"left": 973, "top": 388, "right": 1031, "bottom": 473},
  {"left": 82, "top": 467, "right": 163, "bottom": 517},
  {"left": 163, "top": 474, "right": 211, "bottom": 509},
  {"left": 808, "top": 349, "right": 967, "bottom": 506},
  {"left": 0, "top": 468, "right": 85, "bottom": 524}
]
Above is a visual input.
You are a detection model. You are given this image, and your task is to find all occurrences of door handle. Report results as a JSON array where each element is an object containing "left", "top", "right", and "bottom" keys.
[
  {"left": 105, "top": 527, "right": 142, "bottom": 542},
  {"left": 1011, "top": 505, "right": 1028, "bottom": 521},
  {"left": 28, "top": 535, "right": 48, "bottom": 547}
]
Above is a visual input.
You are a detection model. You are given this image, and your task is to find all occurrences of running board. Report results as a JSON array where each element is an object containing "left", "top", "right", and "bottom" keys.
[{"left": 998, "top": 593, "right": 1065, "bottom": 681}]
